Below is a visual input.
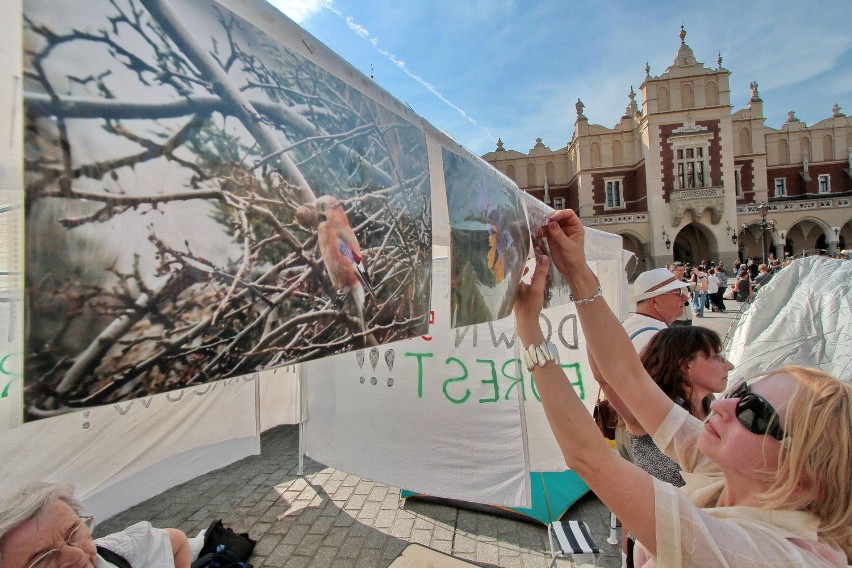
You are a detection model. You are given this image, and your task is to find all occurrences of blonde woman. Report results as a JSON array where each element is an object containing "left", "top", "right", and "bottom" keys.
[{"left": 515, "top": 209, "right": 851, "bottom": 567}]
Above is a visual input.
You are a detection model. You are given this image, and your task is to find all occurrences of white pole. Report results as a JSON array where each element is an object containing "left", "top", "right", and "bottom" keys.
[
  {"left": 607, "top": 512, "right": 619, "bottom": 545},
  {"left": 297, "top": 364, "right": 305, "bottom": 476}
]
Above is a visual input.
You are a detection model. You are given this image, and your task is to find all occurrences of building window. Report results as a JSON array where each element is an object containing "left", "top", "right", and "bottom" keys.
[
  {"left": 774, "top": 178, "right": 786, "bottom": 197},
  {"left": 818, "top": 174, "right": 830, "bottom": 193},
  {"left": 676, "top": 147, "right": 706, "bottom": 189},
  {"left": 527, "top": 163, "right": 536, "bottom": 186},
  {"left": 778, "top": 139, "right": 789, "bottom": 164},
  {"left": 734, "top": 166, "right": 743, "bottom": 198},
  {"left": 604, "top": 178, "right": 624, "bottom": 210},
  {"left": 553, "top": 196, "right": 566, "bottom": 209},
  {"left": 739, "top": 127, "right": 751, "bottom": 154}
]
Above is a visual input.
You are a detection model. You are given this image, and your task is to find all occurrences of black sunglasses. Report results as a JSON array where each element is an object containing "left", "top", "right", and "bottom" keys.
[{"left": 725, "top": 382, "right": 788, "bottom": 443}]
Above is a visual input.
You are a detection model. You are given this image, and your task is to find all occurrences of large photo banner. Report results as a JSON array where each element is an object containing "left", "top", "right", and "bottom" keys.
[{"left": 22, "top": 0, "right": 432, "bottom": 421}]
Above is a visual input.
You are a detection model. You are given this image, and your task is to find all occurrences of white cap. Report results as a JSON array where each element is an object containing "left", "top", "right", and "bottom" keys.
[{"left": 632, "top": 268, "right": 690, "bottom": 302}]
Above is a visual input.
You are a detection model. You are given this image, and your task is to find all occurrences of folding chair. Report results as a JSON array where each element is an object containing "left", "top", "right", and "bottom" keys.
[{"left": 547, "top": 520, "right": 600, "bottom": 567}]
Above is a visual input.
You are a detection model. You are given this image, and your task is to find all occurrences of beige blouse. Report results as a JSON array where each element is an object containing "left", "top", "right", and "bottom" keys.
[{"left": 631, "top": 405, "right": 846, "bottom": 568}]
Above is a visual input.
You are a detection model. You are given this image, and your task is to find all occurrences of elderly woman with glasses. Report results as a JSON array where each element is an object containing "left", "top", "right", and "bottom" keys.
[
  {"left": 516, "top": 210, "right": 851, "bottom": 567},
  {"left": 0, "top": 482, "right": 190, "bottom": 568}
]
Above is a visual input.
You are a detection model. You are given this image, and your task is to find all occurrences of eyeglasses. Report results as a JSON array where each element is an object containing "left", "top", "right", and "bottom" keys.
[
  {"left": 725, "top": 382, "right": 788, "bottom": 443},
  {"left": 27, "top": 516, "right": 95, "bottom": 568}
]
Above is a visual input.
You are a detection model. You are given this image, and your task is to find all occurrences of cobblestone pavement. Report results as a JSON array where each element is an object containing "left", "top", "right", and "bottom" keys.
[{"left": 95, "top": 311, "right": 737, "bottom": 567}]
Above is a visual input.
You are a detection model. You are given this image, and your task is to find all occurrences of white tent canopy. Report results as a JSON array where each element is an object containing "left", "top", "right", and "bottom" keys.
[{"left": 726, "top": 256, "right": 851, "bottom": 381}]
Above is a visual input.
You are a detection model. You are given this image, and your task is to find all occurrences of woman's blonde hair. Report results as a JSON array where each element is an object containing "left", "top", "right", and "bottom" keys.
[{"left": 758, "top": 366, "right": 852, "bottom": 558}]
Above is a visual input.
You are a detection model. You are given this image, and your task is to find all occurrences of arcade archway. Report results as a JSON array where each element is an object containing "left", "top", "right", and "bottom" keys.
[{"left": 673, "top": 222, "right": 717, "bottom": 265}]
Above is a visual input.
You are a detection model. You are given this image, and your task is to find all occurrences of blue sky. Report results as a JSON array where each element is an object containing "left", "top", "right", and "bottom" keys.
[{"left": 270, "top": 0, "right": 851, "bottom": 157}]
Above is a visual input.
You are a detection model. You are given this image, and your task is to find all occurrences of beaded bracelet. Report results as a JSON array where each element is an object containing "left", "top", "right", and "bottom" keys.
[
  {"left": 569, "top": 285, "right": 603, "bottom": 305},
  {"left": 523, "top": 340, "right": 560, "bottom": 372}
]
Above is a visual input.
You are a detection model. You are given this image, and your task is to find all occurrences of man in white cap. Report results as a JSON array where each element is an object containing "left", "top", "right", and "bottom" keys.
[
  {"left": 622, "top": 267, "right": 691, "bottom": 353},
  {"left": 610, "top": 268, "right": 690, "bottom": 460}
]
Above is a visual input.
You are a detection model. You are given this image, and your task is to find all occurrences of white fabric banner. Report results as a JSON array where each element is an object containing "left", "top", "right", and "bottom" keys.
[
  {"left": 259, "top": 365, "right": 301, "bottom": 431},
  {"left": 0, "top": 375, "right": 259, "bottom": 519},
  {"left": 726, "top": 256, "right": 851, "bottom": 381},
  {"left": 305, "top": 256, "right": 533, "bottom": 507}
]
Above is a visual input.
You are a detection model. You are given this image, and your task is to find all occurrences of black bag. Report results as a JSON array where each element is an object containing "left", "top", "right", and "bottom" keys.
[
  {"left": 191, "top": 519, "right": 256, "bottom": 568},
  {"left": 192, "top": 547, "right": 252, "bottom": 568},
  {"left": 592, "top": 388, "right": 619, "bottom": 440},
  {"left": 97, "top": 546, "right": 131, "bottom": 568}
]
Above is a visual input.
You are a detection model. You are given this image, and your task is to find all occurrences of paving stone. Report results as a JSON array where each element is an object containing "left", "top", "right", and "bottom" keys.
[
  {"left": 372, "top": 509, "right": 397, "bottom": 529},
  {"left": 336, "top": 535, "right": 366, "bottom": 558},
  {"left": 355, "top": 547, "right": 383, "bottom": 567}
]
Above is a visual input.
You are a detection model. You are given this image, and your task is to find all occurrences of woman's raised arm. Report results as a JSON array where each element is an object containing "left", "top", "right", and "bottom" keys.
[
  {"left": 541, "top": 210, "right": 675, "bottom": 436},
  {"left": 514, "top": 254, "right": 658, "bottom": 553}
]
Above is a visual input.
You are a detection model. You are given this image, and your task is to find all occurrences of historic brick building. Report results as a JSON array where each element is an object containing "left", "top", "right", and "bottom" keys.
[{"left": 482, "top": 27, "right": 852, "bottom": 272}]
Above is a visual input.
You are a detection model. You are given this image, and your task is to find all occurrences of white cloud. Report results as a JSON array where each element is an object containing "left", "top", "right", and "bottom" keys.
[
  {"left": 324, "top": 2, "right": 495, "bottom": 140},
  {"left": 267, "top": 0, "right": 327, "bottom": 24}
]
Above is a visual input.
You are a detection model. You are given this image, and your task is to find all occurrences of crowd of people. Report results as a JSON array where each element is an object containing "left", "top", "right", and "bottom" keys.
[
  {"left": 518, "top": 210, "right": 851, "bottom": 568},
  {"left": 662, "top": 253, "right": 805, "bottom": 320}
]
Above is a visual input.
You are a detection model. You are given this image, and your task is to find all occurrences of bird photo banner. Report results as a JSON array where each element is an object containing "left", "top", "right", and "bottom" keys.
[
  {"left": 20, "top": 0, "right": 433, "bottom": 421},
  {"left": 443, "top": 146, "right": 530, "bottom": 328}
]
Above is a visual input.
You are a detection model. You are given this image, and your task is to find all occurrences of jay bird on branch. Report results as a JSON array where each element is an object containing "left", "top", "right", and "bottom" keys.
[{"left": 298, "top": 195, "right": 375, "bottom": 336}]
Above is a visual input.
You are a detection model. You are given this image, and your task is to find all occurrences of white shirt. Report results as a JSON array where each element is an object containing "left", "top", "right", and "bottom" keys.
[
  {"left": 706, "top": 274, "right": 719, "bottom": 294},
  {"left": 621, "top": 313, "right": 667, "bottom": 354},
  {"left": 632, "top": 406, "right": 847, "bottom": 567},
  {"left": 95, "top": 522, "right": 174, "bottom": 568}
]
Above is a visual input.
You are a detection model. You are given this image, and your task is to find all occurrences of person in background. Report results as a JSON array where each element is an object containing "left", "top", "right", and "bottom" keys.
[
  {"left": 748, "top": 257, "right": 759, "bottom": 279},
  {"left": 513, "top": 209, "right": 851, "bottom": 567},
  {"left": 734, "top": 267, "right": 753, "bottom": 310},
  {"left": 753, "top": 263, "right": 774, "bottom": 292},
  {"left": 669, "top": 262, "right": 693, "bottom": 327},
  {"left": 689, "top": 265, "right": 708, "bottom": 318},
  {"left": 705, "top": 267, "right": 720, "bottom": 313},
  {"left": 713, "top": 263, "right": 728, "bottom": 313},
  {"left": 623, "top": 268, "right": 690, "bottom": 353},
  {"left": 0, "top": 482, "right": 191, "bottom": 568}
]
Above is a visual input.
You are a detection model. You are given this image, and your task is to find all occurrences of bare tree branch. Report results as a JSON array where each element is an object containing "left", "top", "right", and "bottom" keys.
[{"left": 139, "top": 0, "right": 315, "bottom": 203}]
